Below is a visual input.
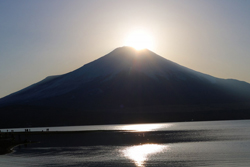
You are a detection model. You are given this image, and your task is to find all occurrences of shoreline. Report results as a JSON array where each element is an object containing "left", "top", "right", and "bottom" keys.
[
  {"left": 0, "top": 139, "right": 33, "bottom": 155},
  {"left": 1, "top": 120, "right": 249, "bottom": 155},
  {"left": 1, "top": 119, "right": 250, "bottom": 155},
  {"left": 0, "top": 130, "right": 119, "bottom": 155}
]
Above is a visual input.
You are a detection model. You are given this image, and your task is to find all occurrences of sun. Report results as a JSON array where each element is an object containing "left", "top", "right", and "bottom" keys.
[{"left": 124, "top": 30, "right": 154, "bottom": 50}]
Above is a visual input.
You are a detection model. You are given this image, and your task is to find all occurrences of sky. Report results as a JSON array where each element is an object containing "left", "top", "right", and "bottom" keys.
[{"left": 0, "top": 0, "right": 250, "bottom": 98}]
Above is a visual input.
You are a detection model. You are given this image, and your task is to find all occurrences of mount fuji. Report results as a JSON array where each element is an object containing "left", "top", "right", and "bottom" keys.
[{"left": 1, "top": 46, "right": 250, "bottom": 128}]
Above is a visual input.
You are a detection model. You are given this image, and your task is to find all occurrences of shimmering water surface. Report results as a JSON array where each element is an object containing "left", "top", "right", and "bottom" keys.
[{"left": 1, "top": 120, "right": 250, "bottom": 167}]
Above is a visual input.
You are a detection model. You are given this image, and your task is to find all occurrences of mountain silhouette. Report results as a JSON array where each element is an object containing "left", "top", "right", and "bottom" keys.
[{"left": 1, "top": 46, "right": 250, "bottom": 128}]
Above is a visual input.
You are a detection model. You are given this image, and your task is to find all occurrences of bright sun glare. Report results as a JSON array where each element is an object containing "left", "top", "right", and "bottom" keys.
[
  {"left": 124, "top": 30, "right": 154, "bottom": 50},
  {"left": 122, "top": 144, "right": 167, "bottom": 167},
  {"left": 122, "top": 124, "right": 166, "bottom": 132}
]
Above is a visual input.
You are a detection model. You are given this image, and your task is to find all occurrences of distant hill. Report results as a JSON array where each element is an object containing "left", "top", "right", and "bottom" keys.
[{"left": 1, "top": 46, "right": 250, "bottom": 128}]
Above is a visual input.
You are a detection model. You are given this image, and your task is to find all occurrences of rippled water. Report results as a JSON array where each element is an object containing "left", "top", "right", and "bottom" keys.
[{"left": 1, "top": 120, "right": 250, "bottom": 167}]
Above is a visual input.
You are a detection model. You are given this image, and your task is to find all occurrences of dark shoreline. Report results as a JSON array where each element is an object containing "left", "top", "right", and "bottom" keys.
[
  {"left": 1, "top": 102, "right": 250, "bottom": 129},
  {"left": 0, "top": 130, "right": 119, "bottom": 155},
  {"left": 1, "top": 119, "right": 250, "bottom": 155},
  {"left": 0, "top": 138, "right": 32, "bottom": 155},
  {"left": 1, "top": 127, "right": 240, "bottom": 155}
]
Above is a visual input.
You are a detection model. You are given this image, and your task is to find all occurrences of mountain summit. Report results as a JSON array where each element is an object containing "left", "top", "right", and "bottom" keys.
[{"left": 1, "top": 47, "right": 250, "bottom": 128}]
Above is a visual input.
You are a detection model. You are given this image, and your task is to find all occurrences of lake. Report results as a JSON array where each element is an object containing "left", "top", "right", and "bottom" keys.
[{"left": 1, "top": 120, "right": 250, "bottom": 167}]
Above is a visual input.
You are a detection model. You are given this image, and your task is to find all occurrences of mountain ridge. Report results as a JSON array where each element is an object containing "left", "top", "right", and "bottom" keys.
[{"left": 0, "top": 46, "right": 250, "bottom": 128}]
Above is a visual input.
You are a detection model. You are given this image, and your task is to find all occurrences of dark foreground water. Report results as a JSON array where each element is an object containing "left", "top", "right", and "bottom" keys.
[{"left": 1, "top": 120, "right": 250, "bottom": 167}]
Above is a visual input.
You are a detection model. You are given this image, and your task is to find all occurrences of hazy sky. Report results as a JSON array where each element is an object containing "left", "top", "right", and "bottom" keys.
[{"left": 1, "top": 0, "right": 250, "bottom": 98}]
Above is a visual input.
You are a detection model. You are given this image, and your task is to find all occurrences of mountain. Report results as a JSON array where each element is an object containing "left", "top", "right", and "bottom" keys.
[{"left": 1, "top": 46, "right": 250, "bottom": 128}]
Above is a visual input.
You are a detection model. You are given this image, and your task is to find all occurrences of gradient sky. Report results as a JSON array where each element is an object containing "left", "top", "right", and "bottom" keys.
[{"left": 1, "top": 0, "right": 250, "bottom": 98}]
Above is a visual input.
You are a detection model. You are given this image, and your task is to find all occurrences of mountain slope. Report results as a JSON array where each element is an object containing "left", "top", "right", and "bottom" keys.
[{"left": 1, "top": 47, "right": 250, "bottom": 128}]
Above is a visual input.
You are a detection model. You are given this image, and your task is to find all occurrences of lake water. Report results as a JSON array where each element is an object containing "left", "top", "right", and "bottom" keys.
[{"left": 1, "top": 120, "right": 250, "bottom": 167}]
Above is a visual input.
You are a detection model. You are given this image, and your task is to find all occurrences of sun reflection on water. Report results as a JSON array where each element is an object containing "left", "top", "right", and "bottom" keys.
[
  {"left": 121, "top": 123, "right": 171, "bottom": 132},
  {"left": 122, "top": 144, "right": 168, "bottom": 167}
]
